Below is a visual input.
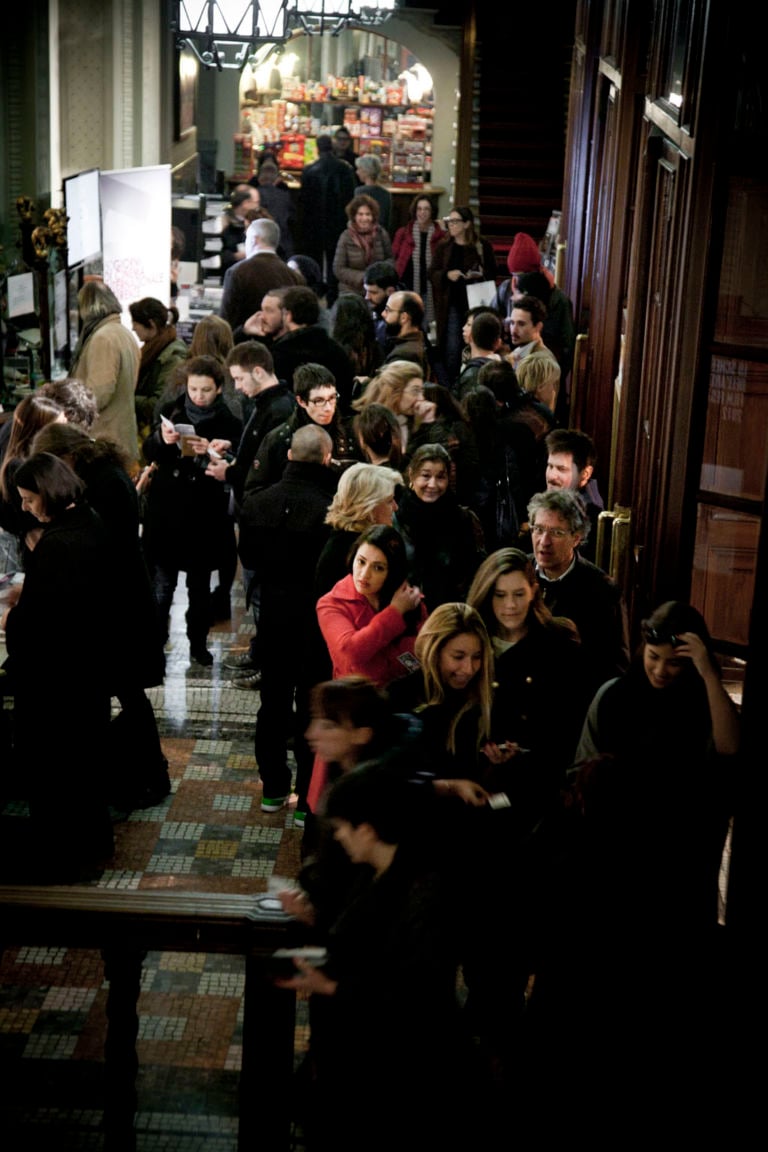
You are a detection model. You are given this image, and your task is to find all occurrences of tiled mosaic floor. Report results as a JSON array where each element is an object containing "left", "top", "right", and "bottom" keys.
[{"left": 0, "top": 575, "right": 307, "bottom": 1150}]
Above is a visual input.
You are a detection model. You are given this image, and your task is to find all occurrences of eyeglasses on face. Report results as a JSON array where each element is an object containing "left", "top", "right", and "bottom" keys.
[
  {"left": 444, "top": 216, "right": 464, "bottom": 225},
  {"left": 307, "top": 393, "right": 339, "bottom": 407},
  {"left": 531, "top": 524, "right": 571, "bottom": 539}
]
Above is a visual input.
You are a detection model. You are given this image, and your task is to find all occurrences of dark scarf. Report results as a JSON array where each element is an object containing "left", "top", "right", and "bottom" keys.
[
  {"left": 398, "top": 486, "right": 462, "bottom": 543},
  {"left": 71, "top": 311, "right": 118, "bottom": 370},
  {"left": 139, "top": 325, "right": 178, "bottom": 373},
  {"left": 183, "top": 392, "right": 230, "bottom": 427}
]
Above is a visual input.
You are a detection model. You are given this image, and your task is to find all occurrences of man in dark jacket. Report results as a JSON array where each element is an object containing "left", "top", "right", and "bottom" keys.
[
  {"left": 271, "top": 286, "right": 355, "bottom": 413},
  {"left": 219, "top": 218, "right": 304, "bottom": 332},
  {"left": 205, "top": 341, "right": 295, "bottom": 506},
  {"left": 299, "top": 134, "right": 356, "bottom": 303},
  {"left": 238, "top": 424, "right": 338, "bottom": 818},
  {"left": 528, "top": 488, "right": 629, "bottom": 693},
  {"left": 457, "top": 310, "right": 504, "bottom": 398},
  {"left": 382, "top": 290, "right": 431, "bottom": 376},
  {"left": 244, "top": 362, "right": 359, "bottom": 496},
  {"left": 206, "top": 340, "right": 295, "bottom": 679},
  {"left": 544, "top": 428, "right": 604, "bottom": 563}
]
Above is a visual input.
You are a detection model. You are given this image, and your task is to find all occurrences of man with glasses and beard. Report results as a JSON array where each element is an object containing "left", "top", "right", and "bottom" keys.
[{"left": 382, "top": 291, "right": 430, "bottom": 376}]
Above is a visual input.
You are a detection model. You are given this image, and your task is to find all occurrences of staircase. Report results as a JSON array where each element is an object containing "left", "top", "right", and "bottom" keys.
[{"left": 475, "top": 10, "right": 575, "bottom": 276}]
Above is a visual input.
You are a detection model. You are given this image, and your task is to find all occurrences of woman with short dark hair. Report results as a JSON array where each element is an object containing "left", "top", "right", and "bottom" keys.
[
  {"left": 393, "top": 442, "right": 486, "bottom": 612},
  {"left": 353, "top": 402, "right": 404, "bottom": 472},
  {"left": 316, "top": 524, "right": 425, "bottom": 687},
  {"left": 142, "top": 355, "right": 242, "bottom": 665}
]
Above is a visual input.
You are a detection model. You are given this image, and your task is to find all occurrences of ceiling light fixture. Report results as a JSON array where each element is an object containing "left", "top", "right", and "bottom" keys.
[{"left": 172, "top": 1, "right": 399, "bottom": 70}]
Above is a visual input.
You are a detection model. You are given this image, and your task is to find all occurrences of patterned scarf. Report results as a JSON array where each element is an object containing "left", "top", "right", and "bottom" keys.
[
  {"left": 347, "top": 222, "right": 377, "bottom": 267},
  {"left": 411, "top": 223, "right": 436, "bottom": 326}
]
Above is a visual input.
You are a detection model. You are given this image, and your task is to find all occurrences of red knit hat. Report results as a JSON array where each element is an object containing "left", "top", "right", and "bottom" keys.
[{"left": 506, "top": 232, "right": 542, "bottom": 275}]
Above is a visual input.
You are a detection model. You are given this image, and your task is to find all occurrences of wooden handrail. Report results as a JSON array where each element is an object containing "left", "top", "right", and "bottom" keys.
[
  {"left": 0, "top": 885, "right": 291, "bottom": 950},
  {"left": 0, "top": 885, "right": 297, "bottom": 1151}
]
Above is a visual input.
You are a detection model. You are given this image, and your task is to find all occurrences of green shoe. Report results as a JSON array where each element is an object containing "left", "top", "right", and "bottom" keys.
[{"left": 261, "top": 796, "right": 288, "bottom": 813}]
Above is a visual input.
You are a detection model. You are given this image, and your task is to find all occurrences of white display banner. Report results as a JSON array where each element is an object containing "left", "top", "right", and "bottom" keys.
[{"left": 99, "top": 165, "right": 171, "bottom": 316}]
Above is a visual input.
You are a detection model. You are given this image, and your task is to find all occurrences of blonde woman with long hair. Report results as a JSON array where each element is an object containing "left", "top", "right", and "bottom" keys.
[
  {"left": 387, "top": 601, "right": 516, "bottom": 802},
  {"left": 353, "top": 360, "right": 435, "bottom": 452}
]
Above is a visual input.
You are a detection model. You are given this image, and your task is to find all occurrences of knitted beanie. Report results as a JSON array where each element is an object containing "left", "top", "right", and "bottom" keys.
[{"left": 506, "top": 232, "right": 542, "bottom": 275}]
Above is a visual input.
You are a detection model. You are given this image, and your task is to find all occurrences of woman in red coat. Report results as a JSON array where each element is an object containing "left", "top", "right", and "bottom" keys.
[
  {"left": 391, "top": 195, "right": 445, "bottom": 328},
  {"left": 316, "top": 524, "right": 426, "bottom": 687}
]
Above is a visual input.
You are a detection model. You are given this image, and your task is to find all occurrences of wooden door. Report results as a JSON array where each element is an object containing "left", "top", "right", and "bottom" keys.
[{"left": 620, "top": 133, "right": 696, "bottom": 621}]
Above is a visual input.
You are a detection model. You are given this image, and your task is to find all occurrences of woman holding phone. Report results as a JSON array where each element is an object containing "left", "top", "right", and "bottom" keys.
[{"left": 142, "top": 355, "right": 241, "bottom": 665}]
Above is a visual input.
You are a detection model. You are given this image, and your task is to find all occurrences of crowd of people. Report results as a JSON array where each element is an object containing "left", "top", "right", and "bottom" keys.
[{"left": 0, "top": 166, "right": 742, "bottom": 1145}]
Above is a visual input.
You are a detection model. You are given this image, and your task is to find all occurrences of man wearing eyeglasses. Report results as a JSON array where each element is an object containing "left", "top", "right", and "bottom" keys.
[
  {"left": 528, "top": 489, "right": 629, "bottom": 688},
  {"left": 244, "top": 362, "right": 359, "bottom": 496},
  {"left": 363, "top": 260, "right": 400, "bottom": 349},
  {"left": 544, "top": 428, "right": 604, "bottom": 562},
  {"left": 382, "top": 290, "right": 431, "bottom": 375}
]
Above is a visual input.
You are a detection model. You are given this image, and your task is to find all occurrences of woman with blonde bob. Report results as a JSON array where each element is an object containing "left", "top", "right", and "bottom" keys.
[
  {"left": 314, "top": 462, "right": 403, "bottom": 600},
  {"left": 326, "top": 462, "right": 403, "bottom": 534},
  {"left": 515, "top": 348, "right": 561, "bottom": 415}
]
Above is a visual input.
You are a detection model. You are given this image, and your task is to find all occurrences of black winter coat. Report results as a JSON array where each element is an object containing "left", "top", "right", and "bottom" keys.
[
  {"left": 77, "top": 453, "right": 165, "bottom": 689},
  {"left": 4, "top": 503, "right": 115, "bottom": 694},
  {"left": 225, "top": 381, "right": 296, "bottom": 508},
  {"left": 271, "top": 325, "right": 356, "bottom": 415},
  {"left": 394, "top": 488, "right": 486, "bottom": 613},
  {"left": 244, "top": 408, "right": 360, "bottom": 496},
  {"left": 142, "top": 396, "right": 242, "bottom": 571}
]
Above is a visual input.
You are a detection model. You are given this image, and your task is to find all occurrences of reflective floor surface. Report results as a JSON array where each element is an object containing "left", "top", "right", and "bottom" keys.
[{"left": 0, "top": 574, "right": 308, "bottom": 1150}]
